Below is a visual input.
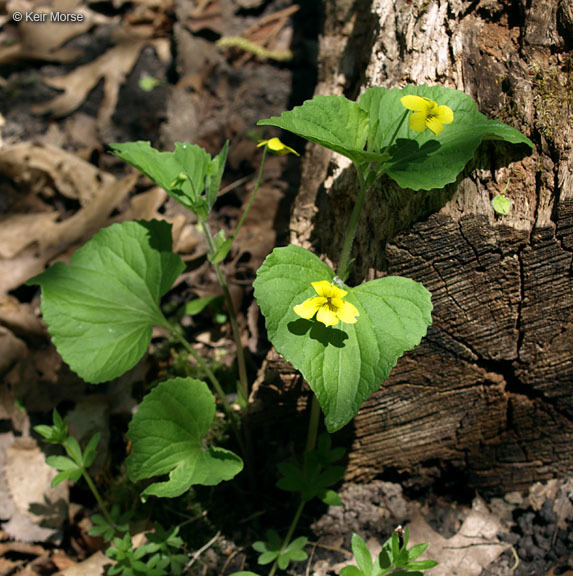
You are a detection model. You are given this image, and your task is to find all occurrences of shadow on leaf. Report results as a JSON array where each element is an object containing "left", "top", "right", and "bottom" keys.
[
  {"left": 388, "top": 138, "right": 441, "bottom": 170},
  {"left": 287, "top": 319, "right": 348, "bottom": 348}
]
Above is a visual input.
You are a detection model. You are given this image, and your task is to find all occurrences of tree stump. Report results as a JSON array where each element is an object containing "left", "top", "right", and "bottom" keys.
[{"left": 256, "top": 0, "right": 572, "bottom": 494}]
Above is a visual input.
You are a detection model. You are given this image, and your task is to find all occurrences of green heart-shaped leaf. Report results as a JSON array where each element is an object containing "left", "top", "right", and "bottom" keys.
[
  {"left": 360, "top": 85, "right": 534, "bottom": 190},
  {"left": 253, "top": 245, "right": 432, "bottom": 431},
  {"left": 29, "top": 220, "right": 184, "bottom": 384},
  {"left": 126, "top": 378, "right": 243, "bottom": 498}
]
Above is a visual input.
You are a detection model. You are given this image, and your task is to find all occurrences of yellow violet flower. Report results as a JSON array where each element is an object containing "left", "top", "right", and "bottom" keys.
[
  {"left": 257, "top": 137, "right": 300, "bottom": 156},
  {"left": 400, "top": 95, "right": 454, "bottom": 136},
  {"left": 294, "top": 281, "right": 359, "bottom": 327}
]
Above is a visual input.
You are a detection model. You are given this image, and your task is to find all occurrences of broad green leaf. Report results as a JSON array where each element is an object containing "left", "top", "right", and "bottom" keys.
[
  {"left": 253, "top": 245, "right": 432, "bottom": 431},
  {"left": 359, "top": 85, "right": 534, "bottom": 190},
  {"left": 257, "top": 95, "right": 388, "bottom": 166},
  {"left": 126, "top": 378, "right": 243, "bottom": 498},
  {"left": 29, "top": 220, "right": 184, "bottom": 384}
]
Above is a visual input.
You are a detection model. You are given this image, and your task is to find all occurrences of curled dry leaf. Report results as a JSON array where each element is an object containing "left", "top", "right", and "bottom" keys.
[
  {"left": 0, "top": 436, "right": 69, "bottom": 543},
  {"left": 0, "top": 143, "right": 138, "bottom": 294},
  {"left": 0, "top": 0, "right": 112, "bottom": 65},
  {"left": 0, "top": 142, "right": 115, "bottom": 204},
  {"left": 407, "top": 495, "right": 509, "bottom": 576},
  {"left": 32, "top": 40, "right": 148, "bottom": 126},
  {"left": 0, "top": 326, "right": 28, "bottom": 375},
  {"left": 54, "top": 551, "right": 111, "bottom": 576}
]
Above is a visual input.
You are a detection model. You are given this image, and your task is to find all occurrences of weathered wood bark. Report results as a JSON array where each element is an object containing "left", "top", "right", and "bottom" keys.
[{"left": 256, "top": 0, "right": 572, "bottom": 493}]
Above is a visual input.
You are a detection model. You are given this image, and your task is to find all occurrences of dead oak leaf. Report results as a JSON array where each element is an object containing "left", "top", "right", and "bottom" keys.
[
  {"left": 0, "top": 0, "right": 112, "bottom": 65},
  {"left": 32, "top": 40, "right": 148, "bottom": 125}
]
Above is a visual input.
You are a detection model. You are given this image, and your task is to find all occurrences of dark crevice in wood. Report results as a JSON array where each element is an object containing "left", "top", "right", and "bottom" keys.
[{"left": 476, "top": 357, "right": 570, "bottom": 423}]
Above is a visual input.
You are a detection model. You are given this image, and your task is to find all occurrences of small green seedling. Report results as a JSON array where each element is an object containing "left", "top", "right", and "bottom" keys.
[
  {"left": 340, "top": 529, "right": 437, "bottom": 576},
  {"left": 253, "top": 529, "right": 308, "bottom": 570},
  {"left": 492, "top": 178, "right": 512, "bottom": 215}
]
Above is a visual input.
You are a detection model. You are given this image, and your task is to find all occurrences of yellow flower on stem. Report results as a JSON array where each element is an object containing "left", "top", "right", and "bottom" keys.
[
  {"left": 257, "top": 137, "right": 300, "bottom": 156},
  {"left": 400, "top": 95, "right": 454, "bottom": 136},
  {"left": 294, "top": 281, "right": 359, "bottom": 327}
]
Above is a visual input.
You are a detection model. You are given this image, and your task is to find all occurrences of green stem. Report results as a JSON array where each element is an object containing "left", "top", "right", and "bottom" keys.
[
  {"left": 267, "top": 500, "right": 306, "bottom": 576},
  {"left": 305, "top": 396, "right": 321, "bottom": 454},
  {"left": 337, "top": 169, "right": 370, "bottom": 281},
  {"left": 201, "top": 220, "right": 249, "bottom": 406},
  {"left": 169, "top": 327, "right": 246, "bottom": 457},
  {"left": 232, "top": 146, "right": 268, "bottom": 240},
  {"left": 81, "top": 469, "right": 115, "bottom": 529},
  {"left": 386, "top": 109, "right": 409, "bottom": 151}
]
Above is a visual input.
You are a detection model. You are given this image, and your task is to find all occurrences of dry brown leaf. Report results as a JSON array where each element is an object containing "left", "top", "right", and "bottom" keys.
[
  {"left": 0, "top": 296, "right": 45, "bottom": 339},
  {"left": 407, "top": 496, "right": 509, "bottom": 576},
  {"left": 119, "top": 187, "right": 167, "bottom": 221},
  {"left": 54, "top": 551, "right": 110, "bottom": 576},
  {"left": 0, "top": 249, "right": 47, "bottom": 297},
  {"left": 0, "top": 326, "right": 27, "bottom": 375},
  {"left": 0, "top": 142, "right": 115, "bottom": 204},
  {"left": 0, "top": 143, "right": 138, "bottom": 294},
  {"left": 0, "top": 213, "right": 60, "bottom": 259},
  {"left": 38, "top": 171, "right": 138, "bottom": 253},
  {"left": 0, "top": 0, "right": 112, "bottom": 65},
  {"left": 0, "top": 436, "right": 68, "bottom": 543},
  {"left": 32, "top": 40, "right": 148, "bottom": 125}
]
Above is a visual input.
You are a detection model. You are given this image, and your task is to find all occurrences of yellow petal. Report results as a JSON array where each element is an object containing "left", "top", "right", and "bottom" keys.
[
  {"left": 266, "top": 137, "right": 300, "bottom": 156},
  {"left": 311, "top": 281, "right": 346, "bottom": 299},
  {"left": 408, "top": 111, "right": 428, "bottom": 132},
  {"left": 335, "top": 300, "right": 360, "bottom": 324},
  {"left": 401, "top": 95, "right": 433, "bottom": 112},
  {"left": 256, "top": 139, "right": 269, "bottom": 148},
  {"left": 435, "top": 104, "right": 454, "bottom": 125},
  {"left": 426, "top": 116, "right": 444, "bottom": 136},
  {"left": 316, "top": 305, "right": 340, "bottom": 327},
  {"left": 294, "top": 297, "right": 326, "bottom": 319}
]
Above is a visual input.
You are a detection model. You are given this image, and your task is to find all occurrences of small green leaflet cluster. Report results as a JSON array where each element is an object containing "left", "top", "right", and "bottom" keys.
[
  {"left": 341, "top": 530, "right": 437, "bottom": 576},
  {"left": 250, "top": 434, "right": 345, "bottom": 570},
  {"left": 110, "top": 140, "right": 234, "bottom": 263},
  {"left": 110, "top": 141, "right": 228, "bottom": 222},
  {"left": 258, "top": 85, "right": 533, "bottom": 191},
  {"left": 106, "top": 524, "right": 188, "bottom": 576},
  {"left": 89, "top": 504, "right": 133, "bottom": 542},
  {"left": 253, "top": 530, "right": 308, "bottom": 570},
  {"left": 34, "top": 410, "right": 99, "bottom": 487},
  {"left": 277, "top": 433, "right": 346, "bottom": 504}
]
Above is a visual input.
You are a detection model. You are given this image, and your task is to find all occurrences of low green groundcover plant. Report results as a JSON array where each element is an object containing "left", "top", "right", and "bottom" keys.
[{"left": 30, "top": 84, "right": 532, "bottom": 576}]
